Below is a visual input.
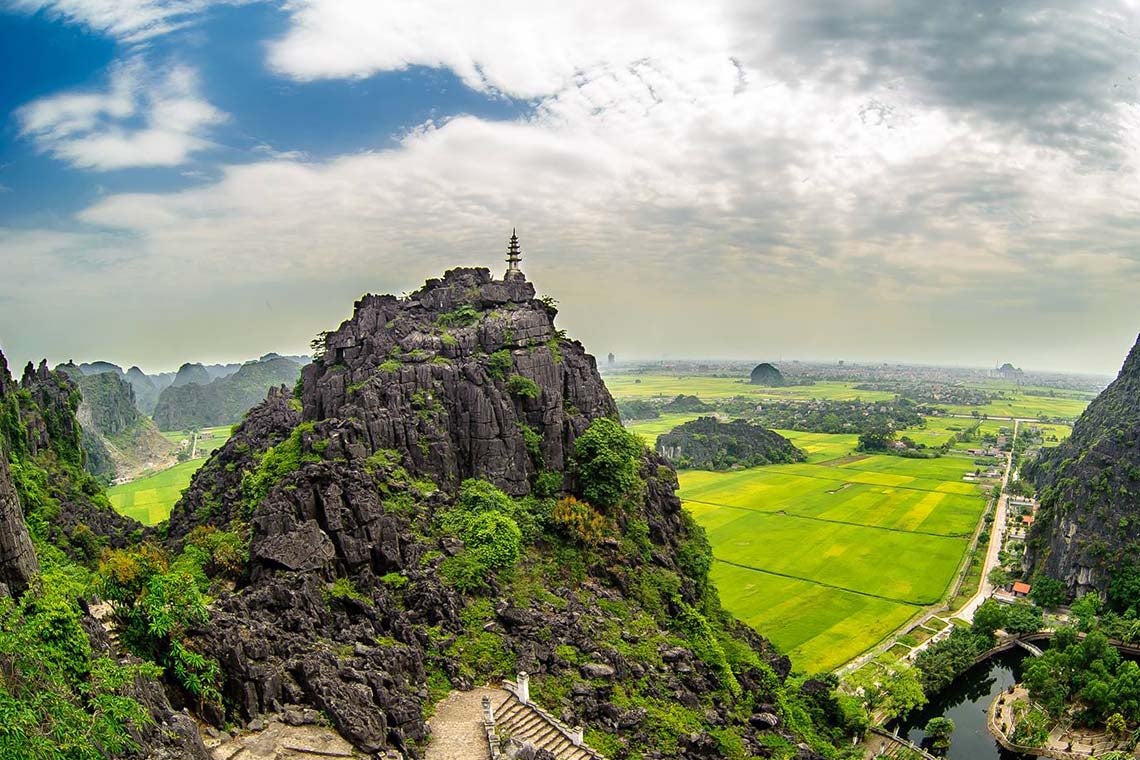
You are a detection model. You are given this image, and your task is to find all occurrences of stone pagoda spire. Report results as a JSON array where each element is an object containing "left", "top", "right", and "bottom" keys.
[{"left": 504, "top": 228, "right": 525, "bottom": 282}]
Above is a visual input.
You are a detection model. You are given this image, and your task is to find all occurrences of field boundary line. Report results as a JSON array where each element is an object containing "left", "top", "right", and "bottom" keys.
[
  {"left": 742, "top": 465, "right": 985, "bottom": 496},
  {"left": 712, "top": 557, "right": 931, "bottom": 606},
  {"left": 683, "top": 497, "right": 973, "bottom": 539}
]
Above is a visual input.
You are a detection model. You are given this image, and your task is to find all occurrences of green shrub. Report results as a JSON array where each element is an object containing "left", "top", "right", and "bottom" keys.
[
  {"left": 324, "top": 576, "right": 367, "bottom": 605},
  {"left": 0, "top": 589, "right": 157, "bottom": 759},
  {"left": 98, "top": 544, "right": 220, "bottom": 703},
  {"left": 572, "top": 417, "right": 645, "bottom": 510},
  {"left": 533, "top": 470, "right": 563, "bottom": 498},
  {"left": 436, "top": 305, "right": 480, "bottom": 328},
  {"left": 488, "top": 350, "right": 514, "bottom": 380},
  {"left": 516, "top": 422, "right": 543, "bottom": 464},
  {"left": 463, "top": 511, "right": 523, "bottom": 570},
  {"left": 240, "top": 423, "right": 319, "bottom": 516},
  {"left": 506, "top": 374, "right": 540, "bottom": 399}
]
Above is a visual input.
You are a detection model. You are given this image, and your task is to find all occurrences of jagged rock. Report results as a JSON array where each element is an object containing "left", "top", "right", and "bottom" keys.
[
  {"left": 0, "top": 454, "right": 38, "bottom": 598},
  {"left": 252, "top": 519, "right": 337, "bottom": 574},
  {"left": 1026, "top": 332, "right": 1140, "bottom": 595},
  {"left": 159, "top": 268, "right": 821, "bottom": 758},
  {"left": 580, "top": 662, "right": 615, "bottom": 679}
]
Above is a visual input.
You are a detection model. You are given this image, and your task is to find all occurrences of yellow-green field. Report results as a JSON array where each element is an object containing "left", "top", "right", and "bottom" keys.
[
  {"left": 678, "top": 449, "right": 988, "bottom": 673},
  {"left": 608, "top": 373, "right": 1091, "bottom": 421},
  {"left": 108, "top": 460, "right": 207, "bottom": 525},
  {"left": 110, "top": 426, "right": 232, "bottom": 525},
  {"left": 605, "top": 376, "right": 898, "bottom": 403},
  {"left": 612, "top": 373, "right": 1025, "bottom": 673}
]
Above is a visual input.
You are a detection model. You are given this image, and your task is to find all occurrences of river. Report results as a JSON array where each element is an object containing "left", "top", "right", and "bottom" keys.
[{"left": 893, "top": 650, "right": 1032, "bottom": 760}]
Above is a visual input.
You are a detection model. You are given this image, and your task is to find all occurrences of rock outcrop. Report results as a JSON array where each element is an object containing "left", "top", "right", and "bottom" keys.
[
  {"left": 0, "top": 454, "right": 39, "bottom": 598},
  {"left": 658, "top": 416, "right": 806, "bottom": 470},
  {"left": 164, "top": 267, "right": 844, "bottom": 759},
  {"left": 749, "top": 362, "right": 785, "bottom": 386},
  {"left": 1025, "top": 333, "right": 1140, "bottom": 595}
]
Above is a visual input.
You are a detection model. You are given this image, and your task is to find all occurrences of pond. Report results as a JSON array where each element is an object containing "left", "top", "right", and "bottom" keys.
[{"left": 893, "top": 650, "right": 1033, "bottom": 760}]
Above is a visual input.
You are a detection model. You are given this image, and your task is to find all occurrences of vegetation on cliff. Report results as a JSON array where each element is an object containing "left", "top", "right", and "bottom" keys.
[
  {"left": 0, "top": 351, "right": 208, "bottom": 758},
  {"left": 657, "top": 416, "right": 806, "bottom": 470},
  {"left": 161, "top": 268, "right": 863, "bottom": 759},
  {"left": 1025, "top": 332, "right": 1140, "bottom": 598}
]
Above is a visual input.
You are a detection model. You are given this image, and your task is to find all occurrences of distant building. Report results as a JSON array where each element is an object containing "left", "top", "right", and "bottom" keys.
[
  {"left": 1022, "top": 515, "right": 1035, "bottom": 526},
  {"left": 607, "top": 352, "right": 615, "bottom": 366},
  {"left": 1012, "top": 581, "right": 1032, "bottom": 597}
]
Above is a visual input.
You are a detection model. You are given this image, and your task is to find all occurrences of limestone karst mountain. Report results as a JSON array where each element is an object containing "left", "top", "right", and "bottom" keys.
[
  {"left": 1025, "top": 333, "right": 1140, "bottom": 597},
  {"left": 163, "top": 266, "right": 857, "bottom": 757},
  {"left": 152, "top": 355, "right": 304, "bottom": 430},
  {"left": 749, "top": 362, "right": 786, "bottom": 386}
]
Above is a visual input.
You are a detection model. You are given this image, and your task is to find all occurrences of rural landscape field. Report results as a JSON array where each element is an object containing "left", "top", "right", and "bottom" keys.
[
  {"left": 108, "top": 426, "right": 232, "bottom": 525},
  {"left": 619, "top": 370, "right": 1088, "bottom": 672}
]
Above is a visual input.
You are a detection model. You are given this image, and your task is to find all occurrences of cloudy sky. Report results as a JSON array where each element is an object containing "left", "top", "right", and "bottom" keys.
[{"left": 1, "top": 1, "right": 1138, "bottom": 374}]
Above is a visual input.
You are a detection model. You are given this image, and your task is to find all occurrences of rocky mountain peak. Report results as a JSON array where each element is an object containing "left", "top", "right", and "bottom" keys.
[
  {"left": 298, "top": 266, "right": 610, "bottom": 497},
  {"left": 1026, "top": 330, "right": 1140, "bottom": 595}
]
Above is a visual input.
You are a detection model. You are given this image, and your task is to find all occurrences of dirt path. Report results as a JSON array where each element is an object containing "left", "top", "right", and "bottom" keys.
[{"left": 425, "top": 687, "right": 502, "bottom": 760}]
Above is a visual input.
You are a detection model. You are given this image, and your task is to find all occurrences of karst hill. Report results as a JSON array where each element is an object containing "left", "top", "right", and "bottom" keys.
[
  {"left": 1026, "top": 332, "right": 1140, "bottom": 598},
  {"left": 0, "top": 251, "right": 861, "bottom": 759},
  {"left": 162, "top": 263, "right": 859, "bottom": 758}
]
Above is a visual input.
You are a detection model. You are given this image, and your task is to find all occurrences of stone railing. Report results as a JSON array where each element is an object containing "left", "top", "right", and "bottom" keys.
[
  {"left": 867, "top": 726, "right": 939, "bottom": 760},
  {"left": 502, "top": 672, "right": 602, "bottom": 758},
  {"left": 482, "top": 695, "right": 504, "bottom": 760}
]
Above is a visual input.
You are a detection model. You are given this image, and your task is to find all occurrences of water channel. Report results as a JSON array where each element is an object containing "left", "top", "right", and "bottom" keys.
[{"left": 893, "top": 650, "right": 1032, "bottom": 760}]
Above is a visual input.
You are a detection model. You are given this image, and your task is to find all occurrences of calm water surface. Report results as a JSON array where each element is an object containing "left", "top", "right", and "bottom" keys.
[{"left": 894, "top": 650, "right": 1032, "bottom": 760}]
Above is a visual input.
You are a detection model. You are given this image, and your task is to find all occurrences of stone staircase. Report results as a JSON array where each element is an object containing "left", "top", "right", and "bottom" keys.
[
  {"left": 486, "top": 674, "right": 605, "bottom": 760},
  {"left": 493, "top": 695, "right": 597, "bottom": 760}
]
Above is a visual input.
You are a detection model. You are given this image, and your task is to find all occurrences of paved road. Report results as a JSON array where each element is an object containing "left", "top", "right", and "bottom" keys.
[{"left": 956, "top": 418, "right": 1019, "bottom": 623}]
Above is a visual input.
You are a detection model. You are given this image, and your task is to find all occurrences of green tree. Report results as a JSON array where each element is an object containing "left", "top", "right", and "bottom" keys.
[
  {"left": 973, "top": 599, "right": 1007, "bottom": 639},
  {"left": 1071, "top": 592, "right": 1101, "bottom": 632},
  {"left": 572, "top": 417, "right": 644, "bottom": 510},
  {"left": 924, "top": 716, "right": 955, "bottom": 753},
  {"left": 1004, "top": 601, "right": 1044, "bottom": 635},
  {"left": 1030, "top": 576, "right": 1066, "bottom": 608}
]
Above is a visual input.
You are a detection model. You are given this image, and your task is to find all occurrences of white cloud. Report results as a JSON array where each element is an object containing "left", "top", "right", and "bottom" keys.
[
  {"left": 8, "top": 0, "right": 236, "bottom": 42},
  {"left": 4, "top": 0, "right": 1140, "bottom": 373},
  {"left": 16, "top": 58, "right": 226, "bottom": 170},
  {"left": 267, "top": 0, "right": 729, "bottom": 97}
]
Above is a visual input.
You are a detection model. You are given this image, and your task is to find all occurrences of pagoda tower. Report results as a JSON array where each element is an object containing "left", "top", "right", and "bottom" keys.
[{"left": 504, "top": 229, "right": 525, "bottom": 282}]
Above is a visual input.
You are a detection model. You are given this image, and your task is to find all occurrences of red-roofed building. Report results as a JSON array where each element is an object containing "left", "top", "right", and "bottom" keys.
[
  {"left": 1012, "top": 581, "right": 1032, "bottom": 597},
  {"left": 1022, "top": 515, "right": 1035, "bottom": 525}
]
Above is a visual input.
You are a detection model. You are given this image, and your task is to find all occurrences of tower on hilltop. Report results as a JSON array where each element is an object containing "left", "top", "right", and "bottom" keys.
[{"left": 505, "top": 228, "right": 525, "bottom": 282}]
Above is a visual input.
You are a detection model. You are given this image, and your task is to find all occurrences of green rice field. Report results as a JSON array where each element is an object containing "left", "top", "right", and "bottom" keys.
[
  {"left": 677, "top": 447, "right": 989, "bottom": 673},
  {"left": 613, "top": 374, "right": 1027, "bottom": 674},
  {"left": 108, "top": 460, "right": 208, "bottom": 525},
  {"left": 109, "top": 426, "right": 232, "bottom": 525}
]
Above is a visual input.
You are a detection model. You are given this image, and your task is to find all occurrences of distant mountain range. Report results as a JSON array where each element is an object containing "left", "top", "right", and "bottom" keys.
[{"left": 62, "top": 353, "right": 309, "bottom": 477}]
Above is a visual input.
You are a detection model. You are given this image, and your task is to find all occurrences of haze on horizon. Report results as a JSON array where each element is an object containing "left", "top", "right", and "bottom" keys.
[{"left": 2, "top": 1, "right": 1138, "bottom": 377}]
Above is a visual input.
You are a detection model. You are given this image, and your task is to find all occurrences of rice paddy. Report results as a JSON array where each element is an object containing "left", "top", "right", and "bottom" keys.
[
  {"left": 109, "top": 426, "right": 232, "bottom": 525},
  {"left": 615, "top": 370, "right": 1093, "bottom": 672}
]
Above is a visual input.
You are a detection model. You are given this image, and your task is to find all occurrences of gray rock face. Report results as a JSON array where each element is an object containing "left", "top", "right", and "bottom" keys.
[
  {"left": 165, "top": 268, "right": 802, "bottom": 759},
  {"left": 0, "top": 454, "right": 39, "bottom": 598},
  {"left": 301, "top": 267, "right": 614, "bottom": 497},
  {"left": 1026, "top": 332, "right": 1140, "bottom": 595}
]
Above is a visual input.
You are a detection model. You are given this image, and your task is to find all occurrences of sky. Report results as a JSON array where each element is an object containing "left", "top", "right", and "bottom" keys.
[{"left": 1, "top": 1, "right": 1138, "bottom": 375}]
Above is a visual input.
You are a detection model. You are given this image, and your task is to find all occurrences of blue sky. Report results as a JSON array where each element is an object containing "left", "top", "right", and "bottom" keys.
[{"left": 1, "top": 1, "right": 1139, "bottom": 374}]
